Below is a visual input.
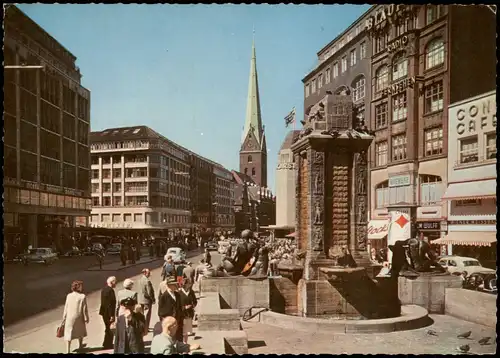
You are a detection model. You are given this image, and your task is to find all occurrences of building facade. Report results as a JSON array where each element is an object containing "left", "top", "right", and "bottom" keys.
[
  {"left": 4, "top": 5, "right": 91, "bottom": 251},
  {"left": 189, "top": 155, "right": 213, "bottom": 229},
  {"left": 275, "top": 130, "right": 300, "bottom": 229},
  {"left": 367, "top": 5, "right": 496, "bottom": 245},
  {"left": 213, "top": 165, "right": 236, "bottom": 229},
  {"left": 439, "top": 91, "right": 496, "bottom": 255}
]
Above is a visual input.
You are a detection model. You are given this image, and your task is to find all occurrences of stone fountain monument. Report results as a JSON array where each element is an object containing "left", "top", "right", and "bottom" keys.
[{"left": 291, "top": 93, "right": 399, "bottom": 318}]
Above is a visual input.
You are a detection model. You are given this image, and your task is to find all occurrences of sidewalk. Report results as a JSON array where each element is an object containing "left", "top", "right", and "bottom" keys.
[{"left": 86, "top": 256, "right": 162, "bottom": 271}]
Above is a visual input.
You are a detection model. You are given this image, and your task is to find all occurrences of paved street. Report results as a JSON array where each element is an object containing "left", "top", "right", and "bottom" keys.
[
  {"left": 3, "top": 249, "right": 215, "bottom": 353},
  {"left": 242, "top": 314, "right": 497, "bottom": 355}
]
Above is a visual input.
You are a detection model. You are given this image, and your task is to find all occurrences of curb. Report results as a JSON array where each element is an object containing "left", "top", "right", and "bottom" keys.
[{"left": 86, "top": 258, "right": 163, "bottom": 271}]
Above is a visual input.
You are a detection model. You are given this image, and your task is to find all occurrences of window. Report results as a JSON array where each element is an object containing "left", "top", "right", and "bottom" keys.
[
  {"left": 426, "top": 38, "right": 445, "bottom": 69},
  {"left": 426, "top": 5, "right": 444, "bottom": 25},
  {"left": 113, "top": 169, "right": 121, "bottom": 178},
  {"left": 352, "top": 76, "right": 365, "bottom": 102},
  {"left": 389, "top": 185, "right": 411, "bottom": 204},
  {"left": 485, "top": 133, "right": 496, "bottom": 159},
  {"left": 392, "top": 52, "right": 408, "bottom": 81},
  {"left": 350, "top": 49, "right": 357, "bottom": 66},
  {"left": 395, "top": 19, "right": 408, "bottom": 37},
  {"left": 341, "top": 56, "right": 347, "bottom": 73},
  {"left": 392, "top": 93, "right": 407, "bottom": 121},
  {"left": 114, "top": 183, "right": 122, "bottom": 192},
  {"left": 425, "top": 127, "right": 444, "bottom": 156},
  {"left": 375, "top": 65, "right": 389, "bottom": 92},
  {"left": 318, "top": 74, "right": 323, "bottom": 89},
  {"left": 92, "top": 197, "right": 100, "bottom": 206},
  {"left": 92, "top": 169, "right": 99, "bottom": 179},
  {"left": 375, "top": 35, "right": 386, "bottom": 54},
  {"left": 102, "top": 169, "right": 111, "bottom": 179},
  {"left": 392, "top": 133, "right": 407, "bottom": 161},
  {"left": 376, "top": 181, "right": 389, "bottom": 208},
  {"left": 333, "top": 63, "right": 339, "bottom": 78},
  {"left": 424, "top": 81, "right": 444, "bottom": 113},
  {"left": 360, "top": 42, "right": 366, "bottom": 59},
  {"left": 375, "top": 103, "right": 388, "bottom": 129},
  {"left": 459, "top": 136, "right": 478, "bottom": 164},
  {"left": 305, "top": 84, "right": 310, "bottom": 97},
  {"left": 311, "top": 79, "right": 316, "bottom": 93},
  {"left": 134, "top": 213, "right": 142, "bottom": 222},
  {"left": 102, "top": 197, "right": 111, "bottom": 207},
  {"left": 325, "top": 68, "right": 331, "bottom": 84},
  {"left": 252, "top": 168, "right": 256, "bottom": 176},
  {"left": 244, "top": 168, "right": 248, "bottom": 175},
  {"left": 92, "top": 183, "right": 99, "bottom": 193},
  {"left": 376, "top": 141, "right": 388, "bottom": 166},
  {"left": 103, "top": 183, "right": 111, "bottom": 193},
  {"left": 420, "top": 175, "right": 443, "bottom": 205},
  {"left": 248, "top": 155, "right": 253, "bottom": 163}
]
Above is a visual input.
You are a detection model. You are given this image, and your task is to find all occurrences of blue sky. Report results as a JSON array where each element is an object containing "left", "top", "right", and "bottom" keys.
[{"left": 18, "top": 4, "right": 370, "bottom": 192}]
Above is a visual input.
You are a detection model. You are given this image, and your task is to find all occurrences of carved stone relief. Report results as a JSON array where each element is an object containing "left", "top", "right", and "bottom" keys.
[
  {"left": 314, "top": 171, "right": 323, "bottom": 195},
  {"left": 312, "top": 228, "right": 323, "bottom": 251},
  {"left": 356, "top": 225, "right": 367, "bottom": 250},
  {"left": 313, "top": 151, "right": 324, "bottom": 165},
  {"left": 357, "top": 199, "right": 366, "bottom": 221},
  {"left": 313, "top": 200, "right": 323, "bottom": 225}
]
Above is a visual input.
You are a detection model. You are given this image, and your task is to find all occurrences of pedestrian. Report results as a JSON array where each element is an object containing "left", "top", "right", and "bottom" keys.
[
  {"left": 182, "top": 262, "right": 195, "bottom": 283},
  {"left": 113, "top": 297, "right": 146, "bottom": 354},
  {"left": 99, "top": 276, "right": 117, "bottom": 350},
  {"left": 96, "top": 248, "right": 104, "bottom": 270},
  {"left": 157, "top": 277, "right": 184, "bottom": 341},
  {"left": 129, "top": 244, "right": 136, "bottom": 264},
  {"left": 149, "top": 242, "right": 154, "bottom": 257},
  {"left": 137, "top": 268, "right": 155, "bottom": 332},
  {"left": 203, "top": 247, "right": 212, "bottom": 266},
  {"left": 120, "top": 245, "right": 127, "bottom": 266},
  {"left": 116, "top": 279, "right": 138, "bottom": 317},
  {"left": 62, "top": 280, "right": 89, "bottom": 353},
  {"left": 161, "top": 255, "right": 175, "bottom": 282},
  {"left": 150, "top": 316, "right": 200, "bottom": 354},
  {"left": 176, "top": 261, "right": 186, "bottom": 285},
  {"left": 179, "top": 279, "right": 197, "bottom": 342}
]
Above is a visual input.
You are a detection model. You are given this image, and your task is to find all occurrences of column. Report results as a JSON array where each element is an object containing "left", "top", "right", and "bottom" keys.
[{"left": 36, "top": 67, "right": 41, "bottom": 183}]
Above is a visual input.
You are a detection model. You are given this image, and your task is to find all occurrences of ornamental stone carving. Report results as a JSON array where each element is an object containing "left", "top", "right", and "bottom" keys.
[
  {"left": 313, "top": 200, "right": 323, "bottom": 225},
  {"left": 277, "top": 163, "right": 295, "bottom": 170},
  {"left": 313, "top": 228, "right": 323, "bottom": 251},
  {"left": 313, "top": 172, "right": 323, "bottom": 195}
]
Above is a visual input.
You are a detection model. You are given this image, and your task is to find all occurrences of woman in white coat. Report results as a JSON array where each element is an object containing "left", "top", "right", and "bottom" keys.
[{"left": 62, "top": 280, "right": 89, "bottom": 353}]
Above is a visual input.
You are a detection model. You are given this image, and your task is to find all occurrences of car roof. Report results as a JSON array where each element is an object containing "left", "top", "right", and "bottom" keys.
[
  {"left": 167, "top": 247, "right": 182, "bottom": 251},
  {"left": 439, "top": 256, "right": 478, "bottom": 261}
]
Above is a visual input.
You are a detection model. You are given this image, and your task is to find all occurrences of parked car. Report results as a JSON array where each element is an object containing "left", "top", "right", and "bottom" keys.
[
  {"left": 107, "top": 243, "right": 122, "bottom": 255},
  {"left": 437, "top": 256, "right": 496, "bottom": 276},
  {"left": 463, "top": 272, "right": 497, "bottom": 294},
  {"left": 21, "top": 248, "right": 58, "bottom": 265},
  {"left": 166, "top": 247, "right": 186, "bottom": 264},
  {"left": 61, "top": 246, "right": 82, "bottom": 258}
]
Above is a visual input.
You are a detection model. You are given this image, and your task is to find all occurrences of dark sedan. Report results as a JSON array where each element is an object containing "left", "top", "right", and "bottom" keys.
[
  {"left": 205, "top": 241, "right": 218, "bottom": 251},
  {"left": 464, "top": 272, "right": 497, "bottom": 294}
]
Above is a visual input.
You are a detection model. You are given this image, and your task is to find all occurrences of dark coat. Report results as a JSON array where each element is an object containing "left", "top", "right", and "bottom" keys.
[
  {"left": 179, "top": 289, "right": 197, "bottom": 319},
  {"left": 113, "top": 313, "right": 145, "bottom": 354},
  {"left": 99, "top": 286, "right": 116, "bottom": 320},
  {"left": 157, "top": 290, "right": 183, "bottom": 341}
]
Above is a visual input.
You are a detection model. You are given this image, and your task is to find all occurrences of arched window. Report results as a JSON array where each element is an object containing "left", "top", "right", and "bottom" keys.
[
  {"left": 352, "top": 75, "right": 366, "bottom": 102},
  {"left": 375, "top": 181, "right": 389, "bottom": 208},
  {"left": 334, "top": 86, "right": 349, "bottom": 95},
  {"left": 244, "top": 168, "right": 248, "bottom": 175},
  {"left": 420, "top": 175, "right": 443, "bottom": 205},
  {"left": 248, "top": 155, "right": 253, "bottom": 163},
  {"left": 375, "top": 65, "right": 389, "bottom": 92},
  {"left": 426, "top": 38, "right": 445, "bottom": 69},
  {"left": 392, "top": 52, "right": 408, "bottom": 82},
  {"left": 251, "top": 168, "right": 256, "bottom": 176}
]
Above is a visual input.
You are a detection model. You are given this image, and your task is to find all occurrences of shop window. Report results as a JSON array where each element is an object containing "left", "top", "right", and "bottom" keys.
[
  {"left": 375, "top": 65, "right": 389, "bottom": 92},
  {"left": 420, "top": 175, "right": 443, "bottom": 205},
  {"left": 425, "top": 38, "right": 445, "bottom": 70},
  {"left": 375, "top": 181, "right": 389, "bottom": 208},
  {"left": 392, "top": 133, "right": 407, "bottom": 161},
  {"left": 424, "top": 127, "right": 444, "bottom": 157},
  {"left": 424, "top": 81, "right": 444, "bottom": 113},
  {"left": 485, "top": 133, "right": 496, "bottom": 160},
  {"left": 459, "top": 136, "right": 478, "bottom": 164}
]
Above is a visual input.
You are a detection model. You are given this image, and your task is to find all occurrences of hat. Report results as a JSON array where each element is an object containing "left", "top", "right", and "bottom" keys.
[
  {"left": 166, "top": 276, "right": 178, "bottom": 285},
  {"left": 120, "top": 297, "right": 137, "bottom": 307}
]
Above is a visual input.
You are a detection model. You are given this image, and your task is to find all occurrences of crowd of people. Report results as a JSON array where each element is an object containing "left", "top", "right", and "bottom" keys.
[{"left": 59, "top": 255, "right": 202, "bottom": 354}]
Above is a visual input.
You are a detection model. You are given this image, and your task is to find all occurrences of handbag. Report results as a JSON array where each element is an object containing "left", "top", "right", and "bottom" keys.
[{"left": 56, "top": 321, "right": 65, "bottom": 338}]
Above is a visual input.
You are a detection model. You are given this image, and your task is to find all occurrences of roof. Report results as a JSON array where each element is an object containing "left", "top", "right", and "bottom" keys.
[
  {"left": 279, "top": 130, "right": 301, "bottom": 151},
  {"left": 231, "top": 170, "right": 256, "bottom": 186}
]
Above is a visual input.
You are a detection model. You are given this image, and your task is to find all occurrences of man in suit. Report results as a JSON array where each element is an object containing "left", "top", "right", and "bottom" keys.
[
  {"left": 113, "top": 297, "right": 146, "bottom": 354},
  {"left": 137, "top": 268, "right": 155, "bottom": 332},
  {"left": 99, "top": 276, "right": 117, "bottom": 349},
  {"left": 182, "top": 262, "right": 195, "bottom": 283},
  {"left": 157, "top": 277, "right": 184, "bottom": 341}
]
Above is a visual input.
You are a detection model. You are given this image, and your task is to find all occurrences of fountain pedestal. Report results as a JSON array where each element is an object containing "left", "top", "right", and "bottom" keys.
[{"left": 291, "top": 94, "right": 375, "bottom": 318}]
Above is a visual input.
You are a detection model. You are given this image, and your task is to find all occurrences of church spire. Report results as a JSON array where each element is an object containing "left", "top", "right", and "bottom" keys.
[{"left": 241, "top": 34, "right": 263, "bottom": 146}]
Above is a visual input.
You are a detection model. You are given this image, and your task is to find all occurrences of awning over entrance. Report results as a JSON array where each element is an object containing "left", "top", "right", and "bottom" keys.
[
  {"left": 431, "top": 231, "right": 497, "bottom": 247},
  {"left": 367, "top": 219, "right": 389, "bottom": 239},
  {"left": 442, "top": 179, "right": 497, "bottom": 201}
]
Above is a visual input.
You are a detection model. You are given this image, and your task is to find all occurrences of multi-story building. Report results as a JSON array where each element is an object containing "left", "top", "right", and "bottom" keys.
[
  {"left": 90, "top": 126, "right": 236, "bottom": 234},
  {"left": 90, "top": 126, "right": 191, "bottom": 232},
  {"left": 274, "top": 130, "right": 300, "bottom": 231},
  {"left": 3, "top": 5, "right": 91, "bottom": 251},
  {"left": 437, "top": 91, "right": 496, "bottom": 258},
  {"left": 213, "top": 165, "right": 236, "bottom": 229},
  {"left": 367, "top": 5, "right": 496, "bottom": 245}
]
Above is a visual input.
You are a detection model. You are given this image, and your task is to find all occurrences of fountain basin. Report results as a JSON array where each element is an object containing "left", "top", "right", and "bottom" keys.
[{"left": 260, "top": 304, "right": 431, "bottom": 333}]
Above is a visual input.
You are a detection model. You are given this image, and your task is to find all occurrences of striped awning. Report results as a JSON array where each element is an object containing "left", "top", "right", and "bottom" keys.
[
  {"left": 442, "top": 179, "right": 497, "bottom": 201},
  {"left": 431, "top": 231, "right": 497, "bottom": 247}
]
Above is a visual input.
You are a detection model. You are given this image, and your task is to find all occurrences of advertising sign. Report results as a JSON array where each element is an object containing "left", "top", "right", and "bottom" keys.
[{"left": 387, "top": 210, "right": 411, "bottom": 262}]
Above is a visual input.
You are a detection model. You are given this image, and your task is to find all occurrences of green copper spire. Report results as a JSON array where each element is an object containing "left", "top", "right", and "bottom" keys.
[{"left": 241, "top": 36, "right": 263, "bottom": 146}]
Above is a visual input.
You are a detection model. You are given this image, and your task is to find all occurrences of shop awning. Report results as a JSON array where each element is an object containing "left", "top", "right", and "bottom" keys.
[
  {"left": 442, "top": 179, "right": 497, "bottom": 201},
  {"left": 431, "top": 231, "right": 497, "bottom": 247},
  {"left": 367, "top": 219, "right": 389, "bottom": 239}
]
